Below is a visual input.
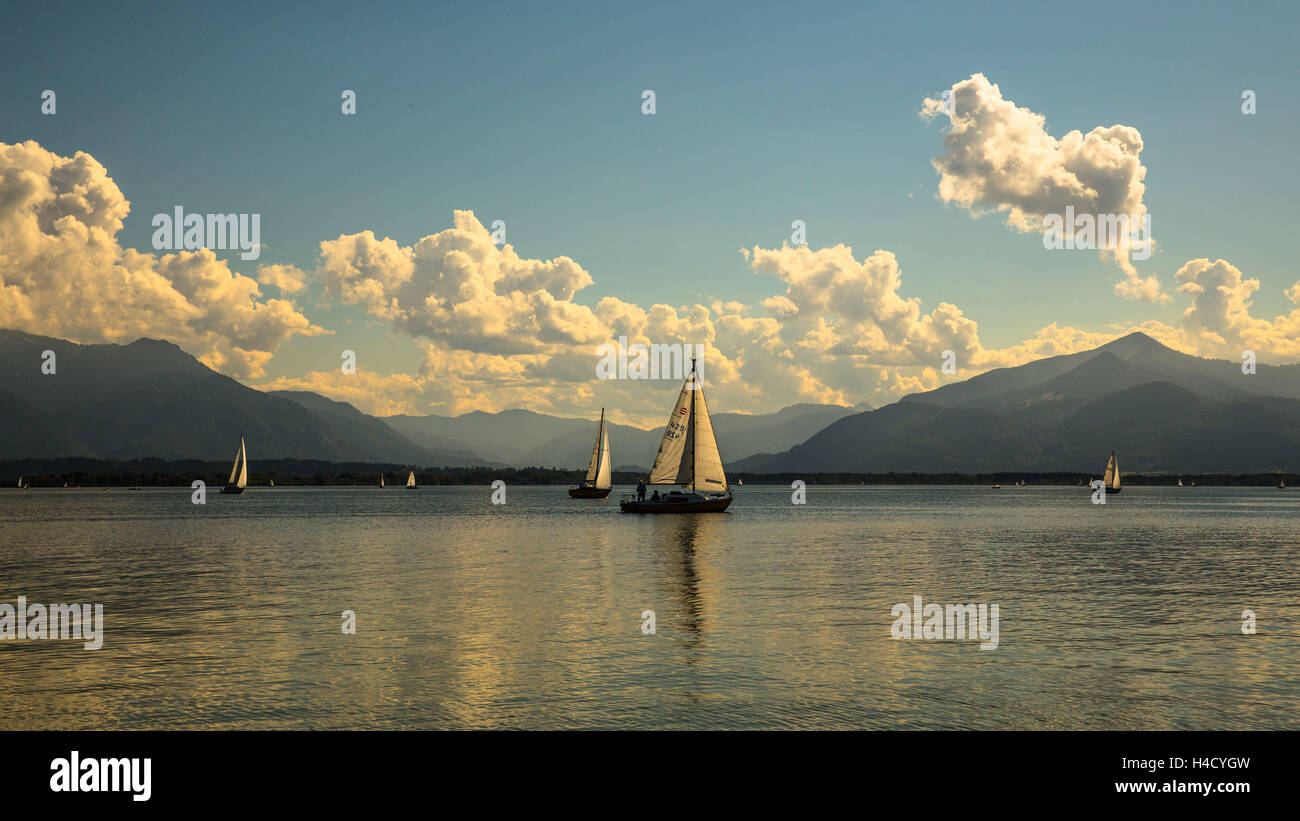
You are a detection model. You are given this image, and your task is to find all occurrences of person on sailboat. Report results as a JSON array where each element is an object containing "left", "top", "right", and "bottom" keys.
[
  {"left": 651, "top": 489, "right": 660, "bottom": 500},
  {"left": 637, "top": 480, "right": 647, "bottom": 501}
]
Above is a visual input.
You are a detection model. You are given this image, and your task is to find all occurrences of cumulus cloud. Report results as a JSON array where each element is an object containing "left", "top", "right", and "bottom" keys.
[
  {"left": 922, "top": 74, "right": 1163, "bottom": 302},
  {"left": 0, "top": 140, "right": 324, "bottom": 377},
  {"left": 1167, "top": 258, "right": 1300, "bottom": 359},
  {"left": 257, "top": 263, "right": 308, "bottom": 294}
]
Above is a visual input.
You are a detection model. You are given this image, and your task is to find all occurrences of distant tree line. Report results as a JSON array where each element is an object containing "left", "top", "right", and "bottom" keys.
[{"left": 0, "top": 458, "right": 1294, "bottom": 487}]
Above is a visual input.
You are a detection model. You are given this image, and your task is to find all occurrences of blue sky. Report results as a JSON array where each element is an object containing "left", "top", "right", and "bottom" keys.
[{"left": 2, "top": 0, "right": 1297, "bottom": 420}]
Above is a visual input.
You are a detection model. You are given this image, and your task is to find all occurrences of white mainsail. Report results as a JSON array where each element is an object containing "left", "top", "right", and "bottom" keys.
[
  {"left": 228, "top": 436, "right": 248, "bottom": 489},
  {"left": 647, "top": 360, "right": 728, "bottom": 492},
  {"left": 1104, "top": 451, "right": 1119, "bottom": 491},
  {"left": 583, "top": 409, "right": 613, "bottom": 490},
  {"left": 406, "top": 471, "right": 416, "bottom": 488},
  {"left": 380, "top": 475, "right": 385, "bottom": 488}
]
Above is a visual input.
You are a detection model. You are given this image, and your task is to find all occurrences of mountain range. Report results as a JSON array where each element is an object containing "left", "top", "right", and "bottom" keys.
[
  {"left": 734, "top": 332, "right": 1300, "bottom": 474},
  {"left": 0, "top": 329, "right": 855, "bottom": 468}
]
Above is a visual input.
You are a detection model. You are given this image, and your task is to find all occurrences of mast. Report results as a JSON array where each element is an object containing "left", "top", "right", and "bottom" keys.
[{"left": 690, "top": 356, "right": 697, "bottom": 492}]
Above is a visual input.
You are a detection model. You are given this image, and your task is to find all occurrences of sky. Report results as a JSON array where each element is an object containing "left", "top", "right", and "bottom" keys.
[{"left": 1, "top": 0, "right": 1298, "bottom": 426}]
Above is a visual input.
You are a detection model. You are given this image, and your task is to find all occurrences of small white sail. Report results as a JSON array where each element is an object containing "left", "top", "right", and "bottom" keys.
[
  {"left": 380, "top": 475, "right": 385, "bottom": 488},
  {"left": 1103, "top": 451, "right": 1119, "bottom": 491},
  {"left": 16, "top": 476, "right": 22, "bottom": 488},
  {"left": 583, "top": 409, "right": 613, "bottom": 490},
  {"left": 406, "top": 470, "right": 416, "bottom": 488},
  {"left": 228, "top": 436, "right": 248, "bottom": 488},
  {"left": 1177, "top": 478, "right": 1183, "bottom": 487}
]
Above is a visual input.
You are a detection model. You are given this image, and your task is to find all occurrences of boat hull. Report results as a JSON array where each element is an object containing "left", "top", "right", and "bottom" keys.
[
  {"left": 569, "top": 486, "right": 612, "bottom": 499},
  {"left": 620, "top": 492, "right": 732, "bottom": 513},
  {"left": 220, "top": 485, "right": 244, "bottom": 494}
]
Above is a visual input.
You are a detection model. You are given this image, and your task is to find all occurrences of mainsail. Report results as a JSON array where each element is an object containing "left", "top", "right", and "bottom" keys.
[
  {"left": 647, "top": 359, "right": 728, "bottom": 492},
  {"left": 1104, "top": 451, "right": 1120, "bottom": 491},
  {"left": 228, "top": 436, "right": 248, "bottom": 489},
  {"left": 406, "top": 471, "right": 416, "bottom": 488},
  {"left": 583, "top": 409, "right": 612, "bottom": 490}
]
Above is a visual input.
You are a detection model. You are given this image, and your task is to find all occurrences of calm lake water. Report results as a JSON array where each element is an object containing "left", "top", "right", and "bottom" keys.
[{"left": 0, "top": 485, "right": 1296, "bottom": 730}]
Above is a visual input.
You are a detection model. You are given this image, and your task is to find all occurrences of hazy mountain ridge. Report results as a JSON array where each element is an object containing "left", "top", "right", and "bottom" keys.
[{"left": 385, "top": 402, "right": 861, "bottom": 470}]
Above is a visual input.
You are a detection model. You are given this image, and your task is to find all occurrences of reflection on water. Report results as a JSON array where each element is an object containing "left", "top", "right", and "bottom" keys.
[{"left": 0, "top": 485, "right": 1296, "bottom": 729}]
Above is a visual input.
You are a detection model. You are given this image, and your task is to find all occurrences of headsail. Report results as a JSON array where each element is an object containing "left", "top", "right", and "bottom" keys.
[
  {"left": 595, "top": 411, "right": 612, "bottom": 490},
  {"left": 647, "top": 359, "right": 727, "bottom": 491}
]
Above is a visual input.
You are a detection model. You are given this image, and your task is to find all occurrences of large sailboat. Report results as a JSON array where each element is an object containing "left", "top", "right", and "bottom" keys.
[
  {"left": 222, "top": 435, "right": 248, "bottom": 494},
  {"left": 1100, "top": 450, "right": 1121, "bottom": 495},
  {"left": 620, "top": 357, "right": 732, "bottom": 513},
  {"left": 570, "top": 408, "right": 612, "bottom": 498}
]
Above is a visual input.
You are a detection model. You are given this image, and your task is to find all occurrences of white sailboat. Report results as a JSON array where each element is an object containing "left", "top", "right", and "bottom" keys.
[
  {"left": 1101, "top": 450, "right": 1121, "bottom": 494},
  {"left": 221, "top": 435, "right": 248, "bottom": 494},
  {"left": 1177, "top": 477, "right": 1183, "bottom": 487},
  {"left": 380, "top": 474, "right": 385, "bottom": 488},
  {"left": 406, "top": 470, "right": 417, "bottom": 489},
  {"left": 570, "top": 408, "right": 612, "bottom": 498},
  {"left": 620, "top": 356, "right": 732, "bottom": 513}
]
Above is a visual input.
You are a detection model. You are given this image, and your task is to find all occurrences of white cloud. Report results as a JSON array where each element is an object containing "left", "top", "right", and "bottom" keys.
[
  {"left": 0, "top": 140, "right": 324, "bottom": 377},
  {"left": 922, "top": 74, "right": 1163, "bottom": 302}
]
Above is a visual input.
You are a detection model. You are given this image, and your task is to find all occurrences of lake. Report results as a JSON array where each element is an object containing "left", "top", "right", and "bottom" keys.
[{"left": 0, "top": 485, "right": 1296, "bottom": 729}]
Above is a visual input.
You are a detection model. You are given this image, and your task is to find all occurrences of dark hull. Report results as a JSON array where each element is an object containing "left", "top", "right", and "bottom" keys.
[
  {"left": 569, "top": 486, "right": 612, "bottom": 499},
  {"left": 220, "top": 485, "right": 244, "bottom": 494},
  {"left": 620, "top": 493, "right": 732, "bottom": 513}
]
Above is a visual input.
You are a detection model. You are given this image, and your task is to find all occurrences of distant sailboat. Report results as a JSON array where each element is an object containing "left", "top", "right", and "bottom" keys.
[
  {"left": 1177, "top": 478, "right": 1183, "bottom": 487},
  {"left": 17, "top": 476, "right": 26, "bottom": 490},
  {"left": 269, "top": 478, "right": 274, "bottom": 487},
  {"left": 1280, "top": 479, "right": 1287, "bottom": 489},
  {"left": 737, "top": 479, "right": 743, "bottom": 487},
  {"left": 620, "top": 356, "right": 732, "bottom": 513},
  {"left": 380, "top": 474, "right": 385, "bottom": 488},
  {"left": 569, "top": 408, "right": 612, "bottom": 498},
  {"left": 406, "top": 470, "right": 417, "bottom": 489},
  {"left": 1100, "top": 450, "right": 1121, "bottom": 494},
  {"left": 222, "top": 435, "right": 248, "bottom": 494}
]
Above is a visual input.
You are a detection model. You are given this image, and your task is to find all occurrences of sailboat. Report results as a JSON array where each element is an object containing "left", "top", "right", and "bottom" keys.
[
  {"left": 620, "top": 356, "right": 732, "bottom": 513},
  {"left": 1177, "top": 477, "right": 1183, "bottom": 487},
  {"left": 1099, "top": 450, "right": 1121, "bottom": 495},
  {"left": 406, "top": 470, "right": 417, "bottom": 489},
  {"left": 379, "top": 474, "right": 385, "bottom": 488},
  {"left": 569, "top": 408, "right": 612, "bottom": 498},
  {"left": 269, "top": 478, "right": 274, "bottom": 487},
  {"left": 1280, "top": 479, "right": 1287, "bottom": 489},
  {"left": 222, "top": 435, "right": 248, "bottom": 494},
  {"left": 17, "top": 476, "right": 26, "bottom": 490}
]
